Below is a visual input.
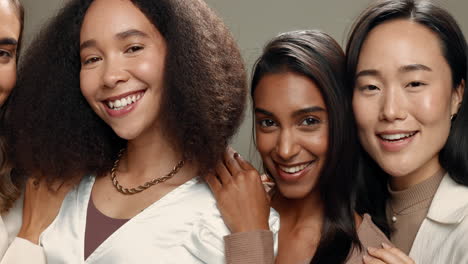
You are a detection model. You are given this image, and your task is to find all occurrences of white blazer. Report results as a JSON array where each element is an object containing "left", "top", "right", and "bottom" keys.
[
  {"left": 410, "top": 174, "right": 468, "bottom": 263},
  {"left": 2, "top": 175, "right": 279, "bottom": 264}
]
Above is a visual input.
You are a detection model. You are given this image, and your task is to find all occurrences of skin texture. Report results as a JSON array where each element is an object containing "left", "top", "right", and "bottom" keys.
[
  {"left": 353, "top": 19, "right": 463, "bottom": 263},
  {"left": 0, "top": 0, "right": 20, "bottom": 105},
  {"left": 18, "top": 178, "right": 75, "bottom": 244},
  {"left": 79, "top": 0, "right": 196, "bottom": 220},
  {"left": 205, "top": 147, "right": 270, "bottom": 233},
  {"left": 353, "top": 19, "right": 463, "bottom": 191}
]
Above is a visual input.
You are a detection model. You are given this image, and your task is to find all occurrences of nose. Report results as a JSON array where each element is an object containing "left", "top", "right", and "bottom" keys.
[
  {"left": 379, "top": 87, "right": 407, "bottom": 122},
  {"left": 275, "top": 128, "right": 301, "bottom": 161},
  {"left": 102, "top": 59, "right": 130, "bottom": 89}
]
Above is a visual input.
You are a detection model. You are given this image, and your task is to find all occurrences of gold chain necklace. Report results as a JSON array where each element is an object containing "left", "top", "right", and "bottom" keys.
[{"left": 110, "top": 149, "right": 185, "bottom": 195}]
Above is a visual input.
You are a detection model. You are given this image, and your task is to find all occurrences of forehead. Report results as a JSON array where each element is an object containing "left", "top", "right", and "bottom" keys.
[
  {"left": 0, "top": 0, "right": 21, "bottom": 40},
  {"left": 254, "top": 71, "right": 326, "bottom": 110},
  {"left": 357, "top": 19, "right": 447, "bottom": 70},
  {"left": 80, "top": 0, "right": 157, "bottom": 41}
]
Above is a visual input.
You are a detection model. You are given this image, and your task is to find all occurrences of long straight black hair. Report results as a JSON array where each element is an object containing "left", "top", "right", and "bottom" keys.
[
  {"left": 346, "top": 0, "right": 468, "bottom": 236},
  {"left": 251, "top": 30, "right": 361, "bottom": 264}
]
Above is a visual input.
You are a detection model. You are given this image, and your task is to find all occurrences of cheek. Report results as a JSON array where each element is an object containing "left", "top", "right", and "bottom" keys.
[
  {"left": 0, "top": 64, "right": 17, "bottom": 93},
  {"left": 255, "top": 131, "right": 276, "bottom": 159},
  {"left": 79, "top": 71, "right": 99, "bottom": 103},
  {"left": 410, "top": 89, "right": 452, "bottom": 124},
  {"left": 352, "top": 95, "right": 375, "bottom": 131}
]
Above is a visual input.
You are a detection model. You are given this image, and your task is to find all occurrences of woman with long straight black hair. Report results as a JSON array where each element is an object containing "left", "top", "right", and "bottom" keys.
[
  {"left": 207, "top": 30, "right": 391, "bottom": 264},
  {"left": 347, "top": 0, "right": 468, "bottom": 263}
]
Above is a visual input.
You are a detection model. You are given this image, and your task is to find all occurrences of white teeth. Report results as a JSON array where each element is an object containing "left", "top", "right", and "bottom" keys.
[
  {"left": 279, "top": 162, "right": 311, "bottom": 174},
  {"left": 106, "top": 92, "right": 144, "bottom": 110},
  {"left": 380, "top": 132, "right": 416, "bottom": 141}
]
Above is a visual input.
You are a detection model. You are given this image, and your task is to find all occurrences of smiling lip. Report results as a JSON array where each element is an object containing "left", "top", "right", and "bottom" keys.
[
  {"left": 376, "top": 130, "right": 418, "bottom": 152},
  {"left": 103, "top": 89, "right": 146, "bottom": 118},
  {"left": 274, "top": 161, "right": 315, "bottom": 182}
]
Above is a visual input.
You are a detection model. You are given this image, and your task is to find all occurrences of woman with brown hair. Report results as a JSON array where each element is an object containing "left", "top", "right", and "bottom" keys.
[
  {"left": 0, "top": 0, "right": 71, "bottom": 263},
  {"left": 2, "top": 0, "right": 278, "bottom": 262}
]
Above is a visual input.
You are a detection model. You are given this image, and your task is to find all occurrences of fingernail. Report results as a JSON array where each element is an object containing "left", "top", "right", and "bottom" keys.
[
  {"left": 381, "top": 242, "right": 391, "bottom": 249},
  {"left": 367, "top": 247, "right": 376, "bottom": 254}
]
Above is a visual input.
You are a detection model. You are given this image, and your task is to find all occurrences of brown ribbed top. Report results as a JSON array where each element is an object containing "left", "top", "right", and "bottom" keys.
[
  {"left": 386, "top": 169, "right": 445, "bottom": 254},
  {"left": 84, "top": 196, "right": 129, "bottom": 260}
]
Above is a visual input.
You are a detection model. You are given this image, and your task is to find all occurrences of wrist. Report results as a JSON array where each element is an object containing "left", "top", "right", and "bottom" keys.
[{"left": 17, "top": 226, "right": 41, "bottom": 244}]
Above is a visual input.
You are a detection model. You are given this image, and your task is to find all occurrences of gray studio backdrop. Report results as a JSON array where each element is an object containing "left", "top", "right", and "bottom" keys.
[{"left": 21, "top": 0, "right": 468, "bottom": 167}]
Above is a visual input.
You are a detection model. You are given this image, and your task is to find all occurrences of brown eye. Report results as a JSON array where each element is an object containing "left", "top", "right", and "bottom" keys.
[
  {"left": 301, "top": 117, "right": 320, "bottom": 126},
  {"left": 125, "top": 46, "right": 144, "bottom": 53},
  {"left": 259, "top": 119, "right": 276, "bottom": 127}
]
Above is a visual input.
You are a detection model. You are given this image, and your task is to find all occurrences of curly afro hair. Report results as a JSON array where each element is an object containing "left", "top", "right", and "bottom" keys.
[{"left": 5, "top": 0, "right": 247, "bottom": 183}]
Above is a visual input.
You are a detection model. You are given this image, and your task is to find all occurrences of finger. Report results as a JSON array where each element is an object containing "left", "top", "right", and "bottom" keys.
[
  {"left": 205, "top": 173, "right": 222, "bottom": 194},
  {"left": 234, "top": 153, "right": 256, "bottom": 171},
  {"left": 215, "top": 161, "right": 233, "bottom": 185},
  {"left": 224, "top": 147, "right": 243, "bottom": 176},
  {"left": 368, "top": 247, "right": 406, "bottom": 263},
  {"left": 381, "top": 243, "right": 415, "bottom": 263},
  {"left": 363, "top": 255, "right": 386, "bottom": 264}
]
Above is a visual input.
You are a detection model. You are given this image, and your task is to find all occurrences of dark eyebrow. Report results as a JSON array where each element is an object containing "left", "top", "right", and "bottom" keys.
[
  {"left": 80, "top": 30, "right": 149, "bottom": 52},
  {"left": 399, "top": 64, "right": 432, "bottom": 73},
  {"left": 0, "top": 37, "right": 18, "bottom": 46},
  {"left": 255, "top": 106, "right": 326, "bottom": 117},
  {"left": 115, "top": 29, "right": 149, "bottom": 40},
  {"left": 255, "top": 108, "right": 273, "bottom": 116},
  {"left": 292, "top": 106, "right": 326, "bottom": 117},
  {"left": 80, "top": 39, "right": 96, "bottom": 52},
  {"left": 355, "top": 69, "right": 380, "bottom": 80}
]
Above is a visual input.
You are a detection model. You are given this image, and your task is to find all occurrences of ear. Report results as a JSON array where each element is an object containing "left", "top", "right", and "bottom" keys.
[{"left": 451, "top": 79, "right": 465, "bottom": 115}]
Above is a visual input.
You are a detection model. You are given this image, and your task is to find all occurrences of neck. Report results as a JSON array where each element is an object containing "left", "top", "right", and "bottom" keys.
[
  {"left": 119, "top": 123, "right": 196, "bottom": 185},
  {"left": 390, "top": 155, "right": 442, "bottom": 191},
  {"left": 273, "top": 189, "right": 324, "bottom": 229}
]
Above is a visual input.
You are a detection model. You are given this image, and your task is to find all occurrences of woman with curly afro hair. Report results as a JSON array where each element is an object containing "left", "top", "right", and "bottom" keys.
[{"left": 2, "top": 0, "right": 279, "bottom": 262}]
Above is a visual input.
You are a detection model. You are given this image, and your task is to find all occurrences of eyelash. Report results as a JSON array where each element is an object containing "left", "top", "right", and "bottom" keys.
[
  {"left": 83, "top": 56, "right": 102, "bottom": 65},
  {"left": 258, "top": 119, "right": 276, "bottom": 127},
  {"left": 300, "top": 117, "right": 320, "bottom": 126},
  {"left": 0, "top": 50, "right": 12, "bottom": 58},
  {"left": 407, "top": 81, "right": 426, "bottom": 88},
  {"left": 358, "top": 84, "right": 379, "bottom": 91},
  {"left": 125, "top": 45, "right": 144, "bottom": 54}
]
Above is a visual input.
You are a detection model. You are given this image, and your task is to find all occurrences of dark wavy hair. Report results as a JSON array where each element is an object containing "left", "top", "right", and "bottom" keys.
[
  {"left": 0, "top": 0, "right": 24, "bottom": 212},
  {"left": 251, "top": 30, "right": 361, "bottom": 264},
  {"left": 4, "top": 0, "right": 246, "bottom": 183},
  {"left": 346, "top": 0, "right": 468, "bottom": 236}
]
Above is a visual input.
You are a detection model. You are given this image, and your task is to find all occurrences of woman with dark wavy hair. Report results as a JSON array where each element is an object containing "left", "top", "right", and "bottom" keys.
[
  {"left": 0, "top": 0, "right": 71, "bottom": 263},
  {"left": 2, "top": 0, "right": 278, "bottom": 262},
  {"left": 207, "top": 30, "right": 391, "bottom": 264},
  {"left": 347, "top": 0, "right": 467, "bottom": 263}
]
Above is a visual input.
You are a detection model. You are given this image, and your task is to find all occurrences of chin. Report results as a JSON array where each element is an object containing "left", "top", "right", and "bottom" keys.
[{"left": 277, "top": 185, "right": 312, "bottom": 200}]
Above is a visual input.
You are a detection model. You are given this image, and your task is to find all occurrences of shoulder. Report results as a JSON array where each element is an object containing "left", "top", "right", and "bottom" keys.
[
  {"left": 346, "top": 214, "right": 391, "bottom": 264},
  {"left": 357, "top": 214, "right": 391, "bottom": 248}
]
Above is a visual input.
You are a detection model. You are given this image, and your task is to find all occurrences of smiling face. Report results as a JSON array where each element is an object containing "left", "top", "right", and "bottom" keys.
[
  {"left": 79, "top": 0, "right": 167, "bottom": 140},
  {"left": 254, "top": 71, "right": 328, "bottom": 199},
  {"left": 353, "top": 19, "right": 464, "bottom": 188},
  {"left": 0, "top": 0, "right": 20, "bottom": 106}
]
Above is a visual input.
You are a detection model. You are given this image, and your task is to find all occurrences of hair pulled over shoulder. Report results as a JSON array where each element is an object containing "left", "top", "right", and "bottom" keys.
[
  {"left": 5, "top": 0, "right": 246, "bottom": 182},
  {"left": 251, "top": 30, "right": 360, "bottom": 264},
  {"left": 0, "top": 0, "right": 24, "bottom": 212},
  {"left": 346, "top": 0, "right": 468, "bottom": 235}
]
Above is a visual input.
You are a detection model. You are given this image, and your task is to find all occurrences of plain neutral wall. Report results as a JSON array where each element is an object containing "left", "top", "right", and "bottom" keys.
[{"left": 20, "top": 0, "right": 468, "bottom": 166}]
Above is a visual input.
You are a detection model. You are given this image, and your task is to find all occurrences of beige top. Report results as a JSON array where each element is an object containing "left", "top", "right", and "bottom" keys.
[
  {"left": 346, "top": 214, "right": 392, "bottom": 264},
  {"left": 224, "top": 214, "right": 390, "bottom": 264},
  {"left": 385, "top": 169, "right": 445, "bottom": 254}
]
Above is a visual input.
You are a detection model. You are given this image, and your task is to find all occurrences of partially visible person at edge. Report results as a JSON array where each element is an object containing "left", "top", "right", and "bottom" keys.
[
  {"left": 206, "top": 30, "right": 391, "bottom": 264},
  {"left": 346, "top": 0, "right": 467, "bottom": 263},
  {"left": 0, "top": 0, "right": 71, "bottom": 263},
  {"left": 2, "top": 0, "right": 279, "bottom": 263}
]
